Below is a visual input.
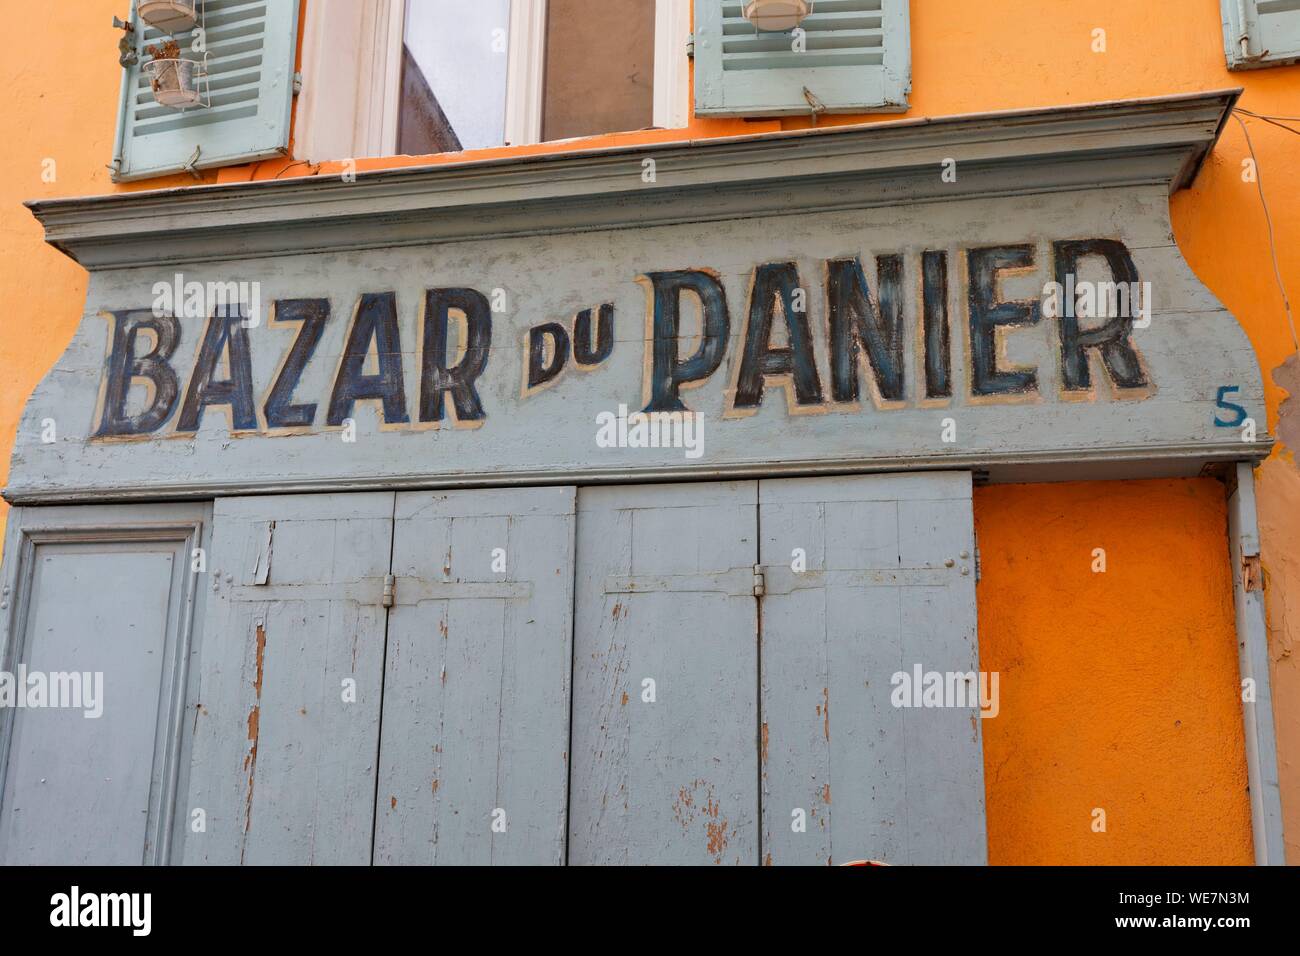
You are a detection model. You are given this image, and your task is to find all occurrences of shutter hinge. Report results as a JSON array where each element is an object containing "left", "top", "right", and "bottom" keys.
[
  {"left": 686, "top": 33, "right": 695, "bottom": 59},
  {"left": 803, "top": 87, "right": 827, "bottom": 119},
  {"left": 752, "top": 564, "right": 765, "bottom": 598},
  {"left": 974, "top": 540, "right": 982, "bottom": 582},
  {"left": 381, "top": 573, "right": 396, "bottom": 608},
  {"left": 1243, "top": 554, "right": 1263, "bottom": 593},
  {"left": 292, "top": 71, "right": 303, "bottom": 95},
  {"left": 182, "top": 145, "right": 202, "bottom": 179}
]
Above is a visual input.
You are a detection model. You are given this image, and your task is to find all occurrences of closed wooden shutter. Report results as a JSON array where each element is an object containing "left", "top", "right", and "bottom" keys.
[
  {"left": 184, "top": 492, "right": 394, "bottom": 865},
  {"left": 1223, "top": 0, "right": 1300, "bottom": 69},
  {"left": 568, "top": 474, "right": 987, "bottom": 866},
  {"left": 694, "top": 0, "right": 912, "bottom": 117},
  {"left": 374, "top": 487, "right": 577, "bottom": 866},
  {"left": 112, "top": 0, "right": 301, "bottom": 181}
]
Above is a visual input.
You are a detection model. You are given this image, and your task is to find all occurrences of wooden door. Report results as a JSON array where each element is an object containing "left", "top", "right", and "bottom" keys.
[
  {"left": 758, "top": 473, "right": 987, "bottom": 865},
  {"left": 373, "top": 487, "right": 576, "bottom": 865},
  {"left": 184, "top": 493, "right": 394, "bottom": 865},
  {"left": 568, "top": 481, "right": 761, "bottom": 865}
]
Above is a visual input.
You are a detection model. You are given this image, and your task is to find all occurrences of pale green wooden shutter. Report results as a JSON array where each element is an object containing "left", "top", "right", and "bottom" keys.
[
  {"left": 1223, "top": 0, "right": 1300, "bottom": 69},
  {"left": 694, "top": 0, "right": 911, "bottom": 117},
  {"left": 112, "top": 0, "right": 301, "bottom": 181}
]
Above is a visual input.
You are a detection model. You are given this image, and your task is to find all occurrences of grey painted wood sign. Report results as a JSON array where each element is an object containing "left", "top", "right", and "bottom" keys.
[{"left": 10, "top": 91, "right": 1268, "bottom": 504}]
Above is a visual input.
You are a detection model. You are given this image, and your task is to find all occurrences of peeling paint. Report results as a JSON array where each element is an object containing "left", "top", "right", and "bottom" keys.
[
  {"left": 1273, "top": 353, "right": 1300, "bottom": 454},
  {"left": 706, "top": 819, "right": 729, "bottom": 863},
  {"left": 240, "top": 621, "right": 268, "bottom": 863},
  {"left": 670, "top": 778, "right": 732, "bottom": 863}
]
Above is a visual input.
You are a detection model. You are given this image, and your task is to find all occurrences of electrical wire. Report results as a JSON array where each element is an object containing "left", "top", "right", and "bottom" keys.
[
  {"left": 1233, "top": 107, "right": 1300, "bottom": 138},
  {"left": 1231, "top": 110, "right": 1300, "bottom": 355},
  {"left": 1234, "top": 108, "right": 1300, "bottom": 123}
]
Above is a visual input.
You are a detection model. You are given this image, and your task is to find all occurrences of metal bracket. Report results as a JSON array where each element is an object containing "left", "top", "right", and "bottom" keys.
[
  {"left": 114, "top": 15, "right": 138, "bottom": 68},
  {"left": 605, "top": 568, "right": 757, "bottom": 598},
  {"left": 182, "top": 145, "right": 202, "bottom": 179},
  {"left": 293, "top": 71, "right": 304, "bottom": 95},
  {"left": 1237, "top": 29, "right": 1272, "bottom": 64},
  {"left": 230, "top": 574, "right": 529, "bottom": 608},
  {"left": 686, "top": 32, "right": 694, "bottom": 59},
  {"left": 803, "top": 87, "right": 827, "bottom": 126},
  {"left": 760, "top": 567, "right": 954, "bottom": 595},
  {"left": 1243, "top": 553, "right": 1263, "bottom": 592},
  {"left": 752, "top": 564, "right": 765, "bottom": 598}
]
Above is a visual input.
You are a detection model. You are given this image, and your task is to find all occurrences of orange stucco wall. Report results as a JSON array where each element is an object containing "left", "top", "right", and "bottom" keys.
[
  {"left": 976, "top": 478, "right": 1253, "bottom": 864},
  {"left": 2, "top": 1, "right": 1296, "bottom": 862}
]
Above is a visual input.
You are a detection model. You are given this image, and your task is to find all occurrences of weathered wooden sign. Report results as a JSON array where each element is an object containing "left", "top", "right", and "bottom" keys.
[
  {"left": 96, "top": 238, "right": 1156, "bottom": 437},
  {"left": 11, "top": 93, "right": 1268, "bottom": 501}
]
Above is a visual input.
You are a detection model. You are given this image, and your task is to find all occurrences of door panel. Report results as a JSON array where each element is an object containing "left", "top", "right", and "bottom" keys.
[
  {"left": 183, "top": 493, "right": 394, "bottom": 865},
  {"left": 373, "top": 487, "right": 576, "bottom": 865},
  {"left": 758, "top": 473, "right": 987, "bottom": 865},
  {"left": 569, "top": 481, "right": 759, "bottom": 866},
  {"left": 0, "top": 504, "right": 205, "bottom": 866}
]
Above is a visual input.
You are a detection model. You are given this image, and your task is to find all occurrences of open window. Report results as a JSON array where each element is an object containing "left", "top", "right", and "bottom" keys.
[{"left": 296, "top": 0, "right": 692, "bottom": 162}]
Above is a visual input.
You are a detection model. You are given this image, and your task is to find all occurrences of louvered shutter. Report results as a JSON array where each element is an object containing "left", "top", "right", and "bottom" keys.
[
  {"left": 694, "top": 0, "right": 911, "bottom": 117},
  {"left": 111, "top": 0, "right": 301, "bottom": 181},
  {"left": 1223, "top": 0, "right": 1300, "bottom": 69}
]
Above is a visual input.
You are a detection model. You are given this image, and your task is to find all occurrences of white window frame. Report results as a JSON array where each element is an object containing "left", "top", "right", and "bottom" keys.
[
  {"left": 296, "top": 0, "right": 690, "bottom": 163},
  {"left": 652, "top": 0, "right": 692, "bottom": 131}
]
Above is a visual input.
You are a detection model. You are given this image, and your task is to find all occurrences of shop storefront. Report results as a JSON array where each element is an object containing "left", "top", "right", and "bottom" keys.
[{"left": 0, "top": 90, "right": 1284, "bottom": 865}]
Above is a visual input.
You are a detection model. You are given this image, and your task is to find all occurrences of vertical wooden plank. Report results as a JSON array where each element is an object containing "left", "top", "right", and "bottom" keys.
[
  {"left": 759, "top": 472, "right": 987, "bottom": 865},
  {"left": 570, "top": 481, "right": 759, "bottom": 865},
  {"left": 183, "top": 492, "right": 394, "bottom": 865},
  {"left": 373, "top": 486, "right": 576, "bottom": 865}
]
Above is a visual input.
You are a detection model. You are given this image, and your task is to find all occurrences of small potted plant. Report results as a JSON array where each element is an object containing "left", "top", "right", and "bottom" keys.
[{"left": 144, "top": 39, "right": 204, "bottom": 109}]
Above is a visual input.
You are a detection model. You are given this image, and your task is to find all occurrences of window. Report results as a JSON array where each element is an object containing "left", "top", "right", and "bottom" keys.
[
  {"left": 398, "top": 0, "right": 515, "bottom": 152},
  {"left": 1222, "top": 0, "right": 1300, "bottom": 70},
  {"left": 111, "top": 0, "right": 302, "bottom": 181},
  {"left": 693, "top": 0, "right": 912, "bottom": 117},
  {"left": 296, "top": 0, "right": 691, "bottom": 163}
]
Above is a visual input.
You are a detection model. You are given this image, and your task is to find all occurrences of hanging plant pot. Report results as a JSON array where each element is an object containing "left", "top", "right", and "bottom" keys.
[
  {"left": 145, "top": 56, "right": 203, "bottom": 109},
  {"left": 138, "top": 0, "right": 199, "bottom": 34},
  {"left": 742, "top": 0, "right": 813, "bottom": 32}
]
